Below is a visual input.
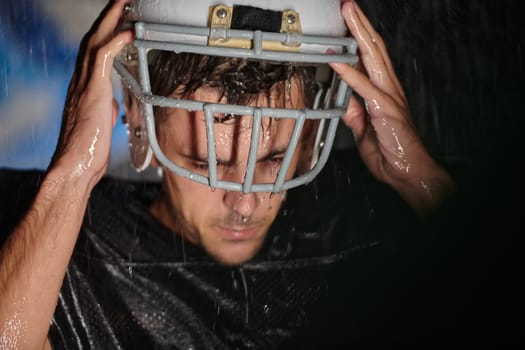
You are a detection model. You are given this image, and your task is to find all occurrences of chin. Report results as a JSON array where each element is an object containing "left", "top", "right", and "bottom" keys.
[{"left": 206, "top": 240, "right": 263, "bottom": 267}]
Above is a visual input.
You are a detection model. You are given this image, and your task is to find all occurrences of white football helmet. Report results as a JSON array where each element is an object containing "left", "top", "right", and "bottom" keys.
[{"left": 114, "top": 0, "right": 358, "bottom": 193}]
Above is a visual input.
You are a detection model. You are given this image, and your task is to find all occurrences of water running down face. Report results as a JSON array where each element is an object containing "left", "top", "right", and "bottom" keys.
[{"left": 149, "top": 82, "right": 312, "bottom": 266}]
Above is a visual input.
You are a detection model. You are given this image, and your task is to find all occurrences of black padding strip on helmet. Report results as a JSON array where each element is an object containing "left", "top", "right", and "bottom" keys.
[{"left": 231, "top": 5, "right": 282, "bottom": 33}]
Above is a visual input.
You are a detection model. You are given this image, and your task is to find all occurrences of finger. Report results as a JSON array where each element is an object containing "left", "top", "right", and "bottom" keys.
[
  {"left": 89, "top": 0, "right": 128, "bottom": 47},
  {"left": 356, "top": 123, "right": 382, "bottom": 171},
  {"left": 341, "top": 2, "right": 385, "bottom": 83},
  {"left": 330, "top": 61, "right": 412, "bottom": 130},
  {"left": 79, "top": 0, "right": 129, "bottom": 88},
  {"left": 341, "top": 96, "right": 383, "bottom": 169},
  {"left": 91, "top": 30, "right": 134, "bottom": 83},
  {"left": 342, "top": 95, "right": 366, "bottom": 138},
  {"left": 342, "top": 1, "right": 403, "bottom": 104},
  {"left": 329, "top": 61, "right": 389, "bottom": 111},
  {"left": 352, "top": 1, "right": 406, "bottom": 102}
]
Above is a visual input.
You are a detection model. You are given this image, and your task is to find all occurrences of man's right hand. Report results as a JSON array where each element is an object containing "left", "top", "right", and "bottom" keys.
[
  {"left": 0, "top": 2, "right": 132, "bottom": 349},
  {"left": 49, "top": 0, "right": 132, "bottom": 193}
]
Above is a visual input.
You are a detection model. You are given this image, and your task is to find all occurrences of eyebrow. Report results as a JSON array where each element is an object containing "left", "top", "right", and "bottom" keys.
[{"left": 181, "top": 146, "right": 288, "bottom": 165}]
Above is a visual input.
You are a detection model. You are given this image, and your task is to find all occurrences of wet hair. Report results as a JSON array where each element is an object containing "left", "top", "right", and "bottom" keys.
[
  {"left": 144, "top": 52, "right": 319, "bottom": 174},
  {"left": 148, "top": 51, "right": 317, "bottom": 108}
]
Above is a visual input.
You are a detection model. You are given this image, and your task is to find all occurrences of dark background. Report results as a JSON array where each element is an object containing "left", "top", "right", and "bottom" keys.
[{"left": 357, "top": 0, "right": 524, "bottom": 345}]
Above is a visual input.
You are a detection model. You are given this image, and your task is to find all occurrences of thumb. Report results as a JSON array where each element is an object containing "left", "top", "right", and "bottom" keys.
[{"left": 342, "top": 95, "right": 366, "bottom": 141}]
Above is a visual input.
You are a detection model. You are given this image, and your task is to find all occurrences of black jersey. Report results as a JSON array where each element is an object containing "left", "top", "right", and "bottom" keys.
[{"left": 0, "top": 150, "right": 419, "bottom": 349}]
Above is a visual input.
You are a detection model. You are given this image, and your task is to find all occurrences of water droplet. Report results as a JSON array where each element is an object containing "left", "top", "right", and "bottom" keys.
[
  {"left": 263, "top": 304, "right": 270, "bottom": 316},
  {"left": 231, "top": 271, "right": 238, "bottom": 290}
]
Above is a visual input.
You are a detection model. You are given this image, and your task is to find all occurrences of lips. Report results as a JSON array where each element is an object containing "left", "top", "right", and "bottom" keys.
[{"left": 216, "top": 226, "right": 259, "bottom": 241}]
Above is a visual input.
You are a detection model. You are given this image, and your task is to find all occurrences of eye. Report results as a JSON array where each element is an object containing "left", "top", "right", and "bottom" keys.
[
  {"left": 256, "top": 157, "right": 284, "bottom": 178},
  {"left": 213, "top": 113, "right": 237, "bottom": 123},
  {"left": 267, "top": 157, "right": 284, "bottom": 166},
  {"left": 193, "top": 161, "right": 209, "bottom": 170}
]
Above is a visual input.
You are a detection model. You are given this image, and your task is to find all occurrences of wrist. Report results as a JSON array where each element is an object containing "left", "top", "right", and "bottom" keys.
[
  {"left": 387, "top": 157, "right": 456, "bottom": 217},
  {"left": 44, "top": 161, "right": 101, "bottom": 201},
  {"left": 47, "top": 146, "right": 109, "bottom": 192}
]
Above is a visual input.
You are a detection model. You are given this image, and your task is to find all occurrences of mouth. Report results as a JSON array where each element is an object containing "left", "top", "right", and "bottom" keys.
[{"left": 216, "top": 225, "right": 259, "bottom": 241}]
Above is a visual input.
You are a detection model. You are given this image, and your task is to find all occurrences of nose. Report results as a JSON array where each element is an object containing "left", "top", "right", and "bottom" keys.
[
  {"left": 220, "top": 163, "right": 262, "bottom": 217},
  {"left": 223, "top": 190, "right": 260, "bottom": 218}
]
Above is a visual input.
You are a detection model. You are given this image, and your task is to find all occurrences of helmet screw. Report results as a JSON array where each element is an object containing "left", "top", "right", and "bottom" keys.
[
  {"left": 286, "top": 14, "right": 296, "bottom": 24},
  {"left": 216, "top": 8, "right": 228, "bottom": 19},
  {"left": 124, "top": 3, "right": 134, "bottom": 12}
]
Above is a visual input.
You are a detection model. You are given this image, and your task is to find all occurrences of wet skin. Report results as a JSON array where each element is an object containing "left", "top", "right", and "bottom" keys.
[
  {"left": 149, "top": 85, "right": 307, "bottom": 266},
  {"left": 0, "top": 1, "right": 455, "bottom": 348}
]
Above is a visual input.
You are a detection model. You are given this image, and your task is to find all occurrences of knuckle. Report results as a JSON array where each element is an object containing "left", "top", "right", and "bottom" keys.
[
  {"left": 95, "top": 47, "right": 107, "bottom": 62},
  {"left": 94, "top": 43, "right": 113, "bottom": 63},
  {"left": 346, "top": 103, "right": 363, "bottom": 120},
  {"left": 374, "top": 34, "right": 386, "bottom": 46}
]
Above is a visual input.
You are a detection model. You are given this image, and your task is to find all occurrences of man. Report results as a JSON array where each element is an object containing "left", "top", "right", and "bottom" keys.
[{"left": 0, "top": 0, "right": 454, "bottom": 348}]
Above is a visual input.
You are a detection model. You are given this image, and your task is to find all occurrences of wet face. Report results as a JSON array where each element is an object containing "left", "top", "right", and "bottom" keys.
[{"left": 150, "top": 83, "right": 308, "bottom": 266}]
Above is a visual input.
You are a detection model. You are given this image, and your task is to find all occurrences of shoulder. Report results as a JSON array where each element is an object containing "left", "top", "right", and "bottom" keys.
[{"left": 77, "top": 175, "right": 194, "bottom": 262}]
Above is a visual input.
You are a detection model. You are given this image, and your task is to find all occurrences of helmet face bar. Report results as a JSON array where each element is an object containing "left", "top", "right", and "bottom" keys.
[{"left": 114, "top": 0, "right": 358, "bottom": 193}]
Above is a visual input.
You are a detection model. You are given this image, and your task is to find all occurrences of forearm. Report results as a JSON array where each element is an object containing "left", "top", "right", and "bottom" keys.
[
  {"left": 0, "top": 168, "right": 91, "bottom": 350},
  {"left": 389, "top": 158, "right": 456, "bottom": 218}
]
